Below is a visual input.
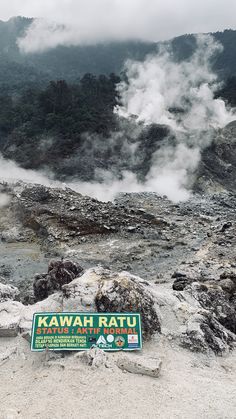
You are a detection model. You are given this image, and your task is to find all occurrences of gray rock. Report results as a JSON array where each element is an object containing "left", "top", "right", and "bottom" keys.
[
  {"left": 19, "top": 293, "right": 63, "bottom": 334},
  {"left": 94, "top": 269, "right": 161, "bottom": 339},
  {"left": 116, "top": 354, "right": 162, "bottom": 377},
  {"left": 172, "top": 277, "right": 194, "bottom": 291},
  {"left": 180, "top": 312, "right": 235, "bottom": 354},
  {"left": 63, "top": 267, "right": 161, "bottom": 339},
  {"left": 77, "top": 347, "right": 109, "bottom": 369},
  {"left": 0, "top": 301, "right": 24, "bottom": 337},
  {"left": 187, "top": 282, "right": 236, "bottom": 335},
  {"left": 218, "top": 278, "right": 236, "bottom": 293},
  {"left": 0, "top": 282, "right": 19, "bottom": 302}
]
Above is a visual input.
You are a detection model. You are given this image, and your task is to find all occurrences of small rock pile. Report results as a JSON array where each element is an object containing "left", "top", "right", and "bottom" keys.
[{"left": 33, "top": 259, "right": 84, "bottom": 301}]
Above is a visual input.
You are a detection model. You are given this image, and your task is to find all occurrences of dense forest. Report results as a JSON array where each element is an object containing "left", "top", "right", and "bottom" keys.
[
  {"left": 0, "top": 73, "right": 172, "bottom": 180},
  {"left": 0, "top": 74, "right": 119, "bottom": 175}
]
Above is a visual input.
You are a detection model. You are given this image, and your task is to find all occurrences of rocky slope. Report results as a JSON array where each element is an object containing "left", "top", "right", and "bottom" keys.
[
  {"left": 0, "top": 180, "right": 236, "bottom": 354},
  {"left": 196, "top": 121, "right": 236, "bottom": 193}
]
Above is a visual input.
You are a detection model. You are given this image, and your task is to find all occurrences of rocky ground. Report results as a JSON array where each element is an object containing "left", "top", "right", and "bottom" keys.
[
  {"left": 0, "top": 180, "right": 236, "bottom": 418},
  {"left": 1, "top": 181, "right": 236, "bottom": 296}
]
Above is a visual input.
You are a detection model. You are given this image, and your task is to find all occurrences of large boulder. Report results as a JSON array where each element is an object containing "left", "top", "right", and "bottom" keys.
[
  {"left": 1, "top": 267, "right": 161, "bottom": 340},
  {"left": 94, "top": 273, "right": 161, "bottom": 339},
  {"left": 0, "top": 300, "right": 24, "bottom": 337},
  {"left": 63, "top": 267, "right": 161, "bottom": 339}
]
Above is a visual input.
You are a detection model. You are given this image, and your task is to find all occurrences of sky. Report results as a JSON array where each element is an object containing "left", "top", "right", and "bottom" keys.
[{"left": 0, "top": 0, "right": 236, "bottom": 48}]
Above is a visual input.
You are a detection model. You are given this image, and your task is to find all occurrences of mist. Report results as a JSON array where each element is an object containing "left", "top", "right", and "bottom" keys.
[
  {"left": 116, "top": 36, "right": 233, "bottom": 131},
  {"left": 0, "top": 154, "right": 54, "bottom": 186},
  {"left": 11, "top": 0, "right": 236, "bottom": 53}
]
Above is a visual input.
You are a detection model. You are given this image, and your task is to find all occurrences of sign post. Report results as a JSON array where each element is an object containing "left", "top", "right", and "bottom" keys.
[{"left": 31, "top": 312, "right": 142, "bottom": 351}]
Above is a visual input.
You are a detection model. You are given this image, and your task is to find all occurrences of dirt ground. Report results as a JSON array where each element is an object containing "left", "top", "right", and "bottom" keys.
[{"left": 0, "top": 336, "right": 236, "bottom": 419}]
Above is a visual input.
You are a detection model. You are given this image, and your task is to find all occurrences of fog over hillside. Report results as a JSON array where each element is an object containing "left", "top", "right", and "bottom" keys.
[{"left": 0, "top": 16, "right": 236, "bottom": 87}]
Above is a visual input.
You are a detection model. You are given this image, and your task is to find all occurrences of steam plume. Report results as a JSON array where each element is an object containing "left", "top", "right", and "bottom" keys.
[{"left": 113, "top": 34, "right": 235, "bottom": 201}]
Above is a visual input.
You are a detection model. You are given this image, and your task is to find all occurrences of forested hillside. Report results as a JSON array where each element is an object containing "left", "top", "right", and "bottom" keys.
[{"left": 0, "top": 74, "right": 171, "bottom": 180}]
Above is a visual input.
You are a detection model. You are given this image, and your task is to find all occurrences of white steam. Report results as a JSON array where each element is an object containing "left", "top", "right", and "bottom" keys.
[
  {"left": 0, "top": 155, "right": 53, "bottom": 186},
  {"left": 113, "top": 34, "right": 235, "bottom": 201},
  {"left": 69, "top": 35, "right": 235, "bottom": 202},
  {"left": 117, "top": 35, "right": 234, "bottom": 132}
]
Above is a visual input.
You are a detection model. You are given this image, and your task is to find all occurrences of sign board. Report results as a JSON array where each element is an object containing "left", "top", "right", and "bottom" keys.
[{"left": 31, "top": 312, "right": 142, "bottom": 351}]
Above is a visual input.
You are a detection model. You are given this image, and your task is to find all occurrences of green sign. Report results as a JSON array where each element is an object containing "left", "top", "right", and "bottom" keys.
[{"left": 31, "top": 312, "right": 142, "bottom": 351}]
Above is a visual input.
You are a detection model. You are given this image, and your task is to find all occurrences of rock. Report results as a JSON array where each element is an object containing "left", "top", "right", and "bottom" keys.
[
  {"left": 77, "top": 347, "right": 109, "bottom": 368},
  {"left": 127, "top": 226, "right": 136, "bottom": 232},
  {"left": 180, "top": 312, "right": 235, "bottom": 354},
  {"left": 0, "top": 301, "right": 24, "bottom": 337},
  {"left": 171, "top": 272, "right": 187, "bottom": 279},
  {"left": 33, "top": 259, "right": 84, "bottom": 301},
  {"left": 116, "top": 354, "right": 162, "bottom": 377},
  {"left": 195, "top": 121, "right": 236, "bottom": 193},
  {"left": 220, "top": 221, "right": 232, "bottom": 232},
  {"left": 94, "top": 269, "right": 161, "bottom": 339},
  {"left": 0, "top": 265, "right": 12, "bottom": 279},
  {"left": 19, "top": 293, "right": 63, "bottom": 333},
  {"left": 5, "top": 266, "right": 158, "bottom": 338},
  {"left": 218, "top": 278, "right": 236, "bottom": 294},
  {"left": 220, "top": 271, "right": 236, "bottom": 283},
  {"left": 0, "top": 227, "right": 22, "bottom": 243},
  {"left": 0, "top": 346, "right": 17, "bottom": 366},
  {"left": 62, "top": 268, "right": 102, "bottom": 311},
  {"left": 172, "top": 277, "right": 194, "bottom": 291},
  {"left": 63, "top": 267, "right": 161, "bottom": 339},
  {"left": 187, "top": 282, "right": 236, "bottom": 335},
  {"left": 0, "top": 282, "right": 19, "bottom": 302}
]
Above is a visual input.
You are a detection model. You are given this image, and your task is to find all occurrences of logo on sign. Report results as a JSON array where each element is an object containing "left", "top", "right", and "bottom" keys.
[
  {"left": 128, "top": 334, "right": 139, "bottom": 348},
  {"left": 115, "top": 336, "right": 125, "bottom": 348},
  {"left": 96, "top": 335, "right": 112, "bottom": 349},
  {"left": 96, "top": 335, "right": 106, "bottom": 345}
]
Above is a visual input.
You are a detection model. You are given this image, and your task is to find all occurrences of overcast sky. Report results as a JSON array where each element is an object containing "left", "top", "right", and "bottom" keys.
[{"left": 1, "top": 0, "right": 236, "bottom": 50}]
